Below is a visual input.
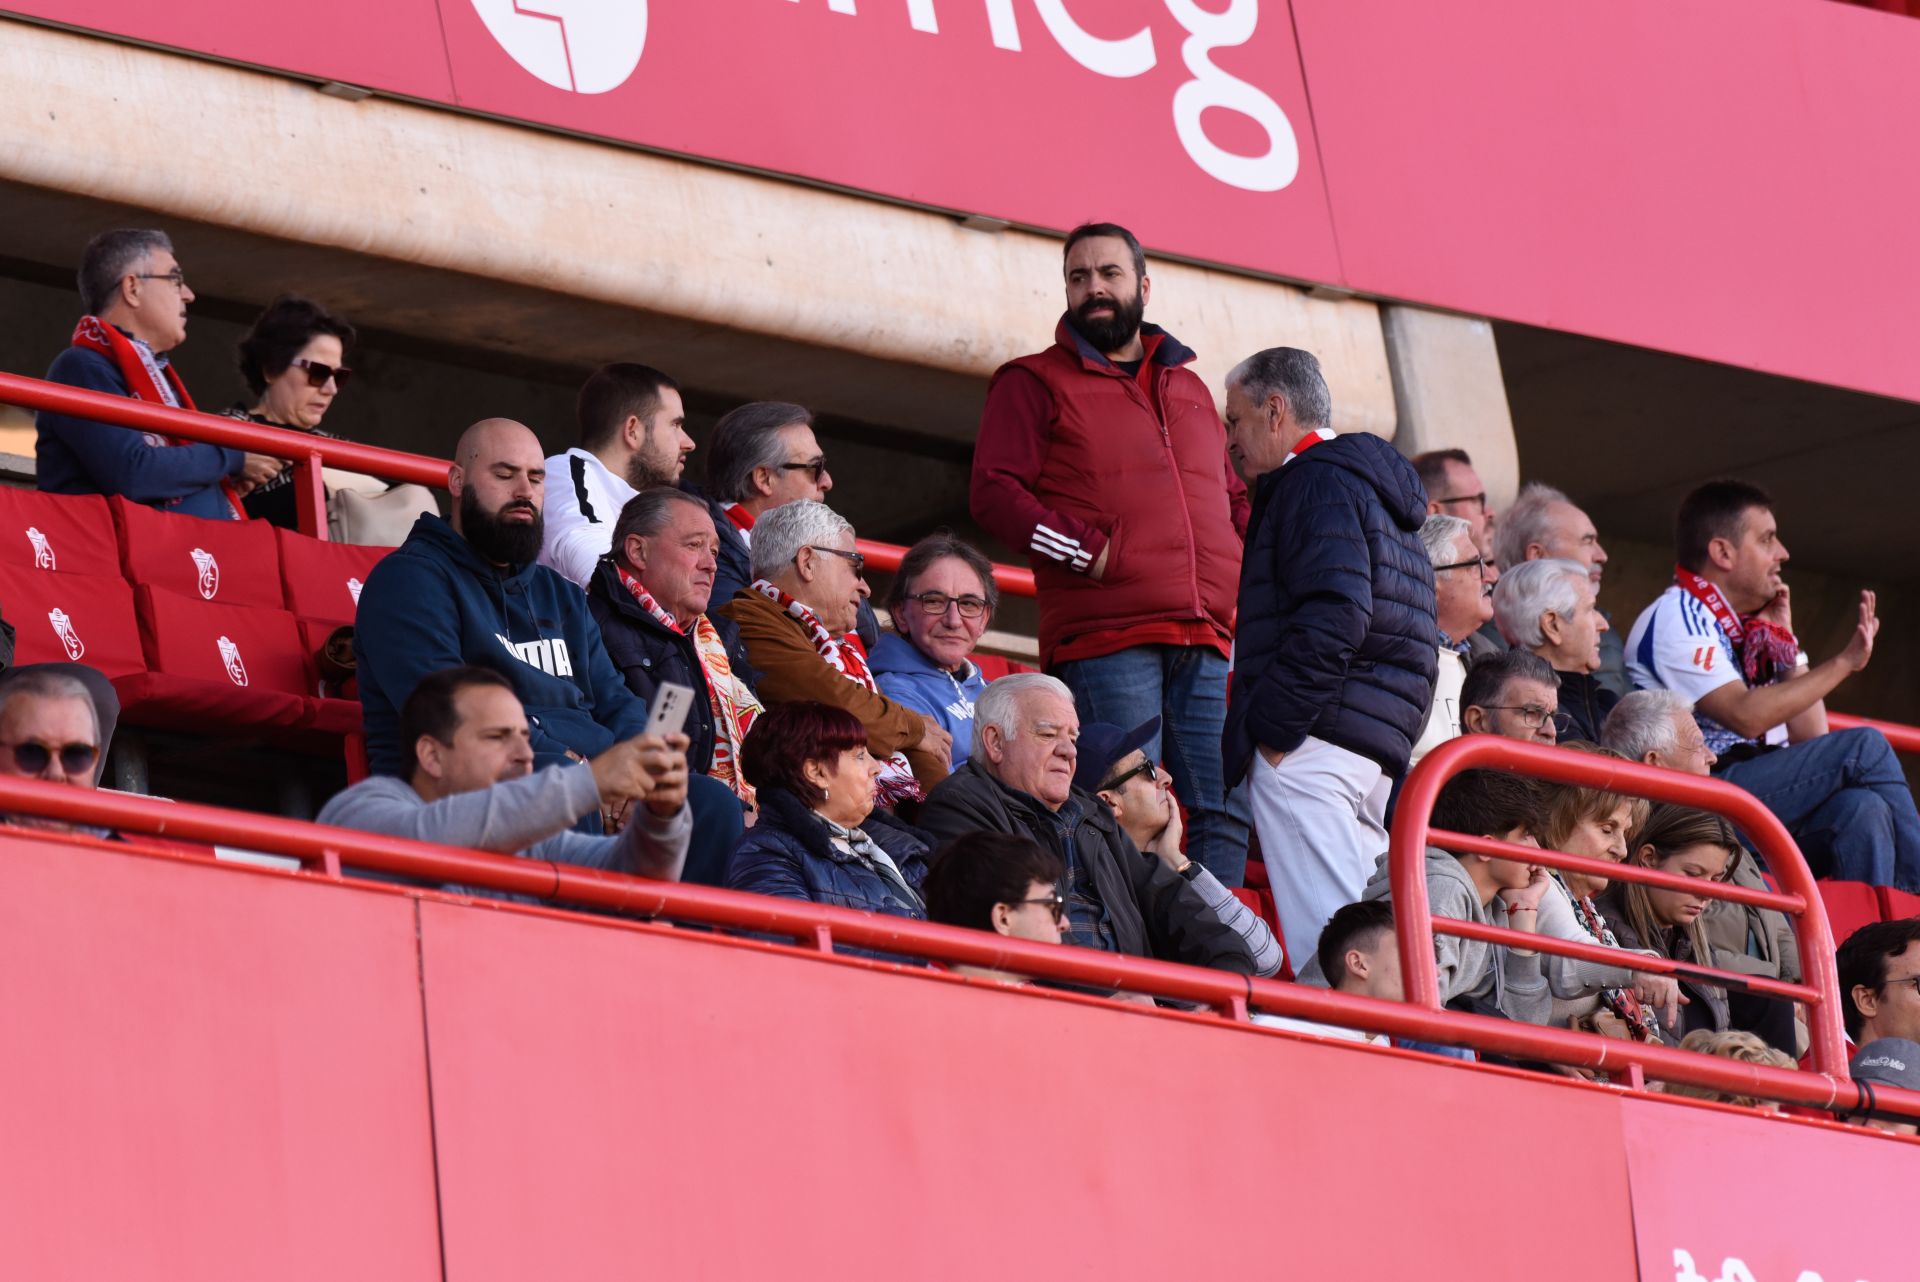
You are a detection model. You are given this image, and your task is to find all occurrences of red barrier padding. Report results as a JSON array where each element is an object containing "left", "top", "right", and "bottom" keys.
[
  {"left": 0, "top": 488, "right": 121, "bottom": 577},
  {"left": 1819, "top": 880, "right": 1883, "bottom": 946},
  {"left": 118, "top": 585, "right": 312, "bottom": 729},
  {"left": 274, "top": 526, "right": 391, "bottom": 625},
  {"left": 0, "top": 562, "right": 145, "bottom": 678},
  {"left": 111, "top": 496, "right": 285, "bottom": 609}
]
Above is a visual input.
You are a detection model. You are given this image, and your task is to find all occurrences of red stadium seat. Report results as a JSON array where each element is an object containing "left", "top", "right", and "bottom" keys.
[
  {"left": 973, "top": 653, "right": 1036, "bottom": 682},
  {"left": 1879, "top": 887, "right": 1920, "bottom": 922},
  {"left": 0, "top": 488, "right": 121, "bottom": 577},
  {"left": 115, "top": 585, "right": 311, "bottom": 730},
  {"left": 1819, "top": 880, "right": 1883, "bottom": 945},
  {"left": 274, "top": 527, "right": 391, "bottom": 625},
  {"left": 111, "top": 496, "right": 284, "bottom": 608},
  {"left": 0, "top": 562, "right": 145, "bottom": 677}
]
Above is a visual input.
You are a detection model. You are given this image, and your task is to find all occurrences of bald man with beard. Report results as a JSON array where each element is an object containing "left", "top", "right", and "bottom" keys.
[{"left": 355, "top": 419, "right": 743, "bottom": 867}]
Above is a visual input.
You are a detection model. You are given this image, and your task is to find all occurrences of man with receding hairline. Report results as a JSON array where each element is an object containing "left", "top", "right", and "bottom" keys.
[{"left": 354, "top": 419, "right": 743, "bottom": 868}]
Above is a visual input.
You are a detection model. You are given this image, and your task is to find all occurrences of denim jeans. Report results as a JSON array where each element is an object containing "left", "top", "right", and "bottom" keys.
[
  {"left": 1717, "top": 727, "right": 1920, "bottom": 891},
  {"left": 1055, "top": 645, "right": 1251, "bottom": 887}
]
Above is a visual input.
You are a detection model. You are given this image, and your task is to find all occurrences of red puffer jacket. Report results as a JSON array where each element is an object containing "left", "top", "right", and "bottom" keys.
[{"left": 971, "top": 319, "right": 1248, "bottom": 666}]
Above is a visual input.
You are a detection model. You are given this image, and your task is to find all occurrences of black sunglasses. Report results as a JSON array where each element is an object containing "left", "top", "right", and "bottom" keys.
[
  {"left": 4, "top": 739, "right": 99, "bottom": 777},
  {"left": 1097, "top": 758, "right": 1158, "bottom": 793},
  {"left": 1012, "top": 891, "right": 1068, "bottom": 923},
  {"left": 779, "top": 459, "right": 827, "bottom": 481},
  {"left": 1434, "top": 555, "right": 1486, "bottom": 574},
  {"left": 289, "top": 357, "right": 354, "bottom": 389},
  {"left": 808, "top": 545, "right": 866, "bottom": 573}
]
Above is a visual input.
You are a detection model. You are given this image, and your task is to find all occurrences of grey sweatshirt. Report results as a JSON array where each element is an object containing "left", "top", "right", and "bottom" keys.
[
  {"left": 1188, "top": 865, "right": 1286, "bottom": 977},
  {"left": 315, "top": 763, "right": 690, "bottom": 898}
]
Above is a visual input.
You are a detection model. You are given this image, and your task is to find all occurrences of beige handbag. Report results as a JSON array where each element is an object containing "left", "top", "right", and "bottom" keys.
[{"left": 323, "top": 468, "right": 439, "bottom": 546}]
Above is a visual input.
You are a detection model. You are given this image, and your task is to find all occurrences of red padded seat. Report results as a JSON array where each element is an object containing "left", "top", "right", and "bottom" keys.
[
  {"left": 274, "top": 526, "right": 392, "bottom": 626},
  {"left": 1819, "top": 880, "right": 1884, "bottom": 947},
  {"left": 111, "top": 496, "right": 284, "bottom": 608},
  {"left": 0, "top": 488, "right": 121, "bottom": 577},
  {"left": 115, "top": 585, "right": 311, "bottom": 730},
  {"left": 1879, "top": 887, "right": 1920, "bottom": 922},
  {"left": 0, "top": 562, "right": 145, "bottom": 678}
]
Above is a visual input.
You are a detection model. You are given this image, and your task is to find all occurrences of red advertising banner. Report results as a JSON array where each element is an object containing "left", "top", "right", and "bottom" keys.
[{"left": 1622, "top": 1098, "right": 1916, "bottom": 1282}]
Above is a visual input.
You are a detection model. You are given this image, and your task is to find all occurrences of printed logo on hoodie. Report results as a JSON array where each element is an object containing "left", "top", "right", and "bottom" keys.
[{"left": 497, "top": 632, "right": 574, "bottom": 678}]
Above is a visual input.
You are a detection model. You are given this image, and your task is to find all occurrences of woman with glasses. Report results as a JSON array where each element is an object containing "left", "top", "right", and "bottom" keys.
[
  {"left": 870, "top": 532, "right": 998, "bottom": 775},
  {"left": 726, "top": 701, "right": 934, "bottom": 927}
]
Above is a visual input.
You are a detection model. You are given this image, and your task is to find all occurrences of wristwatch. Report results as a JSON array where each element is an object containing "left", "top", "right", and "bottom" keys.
[{"left": 1177, "top": 859, "right": 1204, "bottom": 882}]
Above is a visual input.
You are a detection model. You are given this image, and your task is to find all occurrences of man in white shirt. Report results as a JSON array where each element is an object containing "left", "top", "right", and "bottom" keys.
[
  {"left": 1625, "top": 479, "right": 1916, "bottom": 889},
  {"left": 540, "top": 363, "right": 693, "bottom": 586},
  {"left": 1411, "top": 513, "right": 1490, "bottom": 766}
]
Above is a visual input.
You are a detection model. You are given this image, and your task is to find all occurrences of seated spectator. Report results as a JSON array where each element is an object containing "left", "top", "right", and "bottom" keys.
[
  {"left": 1459, "top": 648, "right": 1565, "bottom": 745},
  {"left": 354, "top": 418, "right": 742, "bottom": 872},
  {"left": 1602, "top": 687, "right": 1800, "bottom": 997},
  {"left": 314, "top": 667, "right": 690, "bottom": 898},
  {"left": 1837, "top": 918, "right": 1920, "bottom": 1051},
  {"left": 717, "top": 500, "right": 949, "bottom": 797},
  {"left": 1078, "top": 717, "right": 1283, "bottom": 976},
  {"left": 916, "top": 673, "right": 1255, "bottom": 974},
  {"left": 0, "top": 667, "right": 105, "bottom": 834},
  {"left": 1845, "top": 1039, "right": 1920, "bottom": 1135},
  {"left": 726, "top": 701, "right": 933, "bottom": 920},
  {"left": 697, "top": 401, "right": 878, "bottom": 648},
  {"left": 1254, "top": 900, "right": 1401, "bottom": 1046},
  {"left": 870, "top": 532, "right": 995, "bottom": 773},
  {"left": 1493, "top": 482, "right": 1627, "bottom": 696},
  {"left": 1625, "top": 479, "right": 1919, "bottom": 890},
  {"left": 921, "top": 832, "right": 1067, "bottom": 983},
  {"left": 541, "top": 363, "right": 693, "bottom": 586},
  {"left": 1411, "top": 448, "right": 1502, "bottom": 659},
  {"left": 1492, "top": 558, "right": 1614, "bottom": 743},
  {"left": 1663, "top": 1029, "right": 1796, "bottom": 1110},
  {"left": 37, "top": 228, "right": 278, "bottom": 519},
  {"left": 1596, "top": 804, "right": 1796, "bottom": 1054},
  {"left": 587, "top": 488, "right": 763, "bottom": 823},
  {"left": 1411, "top": 513, "right": 1491, "bottom": 765},
  {"left": 1533, "top": 748, "right": 1683, "bottom": 1040}
]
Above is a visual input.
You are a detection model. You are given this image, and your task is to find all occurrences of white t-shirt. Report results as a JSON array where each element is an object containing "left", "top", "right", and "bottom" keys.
[
  {"left": 1624, "top": 584, "right": 1787, "bottom": 757},
  {"left": 538, "top": 448, "right": 638, "bottom": 587}
]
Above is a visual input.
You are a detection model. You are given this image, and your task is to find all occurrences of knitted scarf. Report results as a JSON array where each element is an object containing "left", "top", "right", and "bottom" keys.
[
  {"left": 1673, "top": 566, "right": 1800, "bottom": 690},
  {"left": 1556, "top": 874, "right": 1659, "bottom": 1043},
  {"left": 70, "top": 316, "right": 245, "bottom": 519},
  {"left": 751, "top": 578, "right": 922, "bottom": 805},
  {"left": 615, "top": 564, "right": 761, "bottom": 806}
]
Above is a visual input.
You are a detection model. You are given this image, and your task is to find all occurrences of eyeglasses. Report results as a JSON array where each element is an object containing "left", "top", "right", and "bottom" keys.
[
  {"left": 1434, "top": 492, "right": 1488, "bottom": 512},
  {"left": 1433, "top": 555, "right": 1486, "bottom": 575},
  {"left": 289, "top": 357, "right": 354, "bottom": 389},
  {"left": 779, "top": 459, "right": 828, "bottom": 482},
  {"left": 906, "top": 591, "right": 989, "bottom": 620},
  {"left": 3, "top": 739, "right": 99, "bottom": 777},
  {"left": 1482, "top": 704, "right": 1572, "bottom": 734},
  {"left": 132, "top": 269, "right": 188, "bottom": 290},
  {"left": 1097, "top": 758, "right": 1158, "bottom": 793},
  {"left": 1883, "top": 975, "right": 1920, "bottom": 997},
  {"left": 808, "top": 546, "right": 866, "bottom": 573},
  {"left": 1012, "top": 891, "right": 1068, "bottom": 924}
]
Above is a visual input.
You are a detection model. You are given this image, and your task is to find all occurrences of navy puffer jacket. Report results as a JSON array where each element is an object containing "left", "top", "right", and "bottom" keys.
[
  {"left": 1222, "top": 433, "right": 1439, "bottom": 783},
  {"left": 725, "top": 786, "right": 932, "bottom": 919}
]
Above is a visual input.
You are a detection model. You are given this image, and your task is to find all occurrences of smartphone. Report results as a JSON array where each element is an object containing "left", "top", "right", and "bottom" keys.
[{"left": 644, "top": 682, "right": 696, "bottom": 739}]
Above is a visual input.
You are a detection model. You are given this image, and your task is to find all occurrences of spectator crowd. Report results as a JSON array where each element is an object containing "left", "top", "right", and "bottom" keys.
[{"left": 12, "top": 222, "right": 1920, "bottom": 1116}]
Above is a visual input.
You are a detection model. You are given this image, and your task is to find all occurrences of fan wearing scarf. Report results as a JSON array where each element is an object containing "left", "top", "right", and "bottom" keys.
[
  {"left": 1625, "top": 479, "right": 1920, "bottom": 891},
  {"left": 35, "top": 228, "right": 282, "bottom": 519},
  {"left": 718, "top": 500, "right": 952, "bottom": 803}
]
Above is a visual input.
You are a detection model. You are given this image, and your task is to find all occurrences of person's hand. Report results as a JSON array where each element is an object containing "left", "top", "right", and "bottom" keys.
[
  {"left": 238, "top": 452, "right": 286, "bottom": 494},
  {"left": 1089, "top": 542, "right": 1110, "bottom": 581},
  {"left": 589, "top": 735, "right": 659, "bottom": 809},
  {"left": 637, "top": 732, "right": 691, "bottom": 817},
  {"left": 1499, "top": 867, "right": 1552, "bottom": 917},
  {"left": 1148, "top": 787, "right": 1187, "bottom": 867},
  {"left": 1754, "top": 583, "right": 1794, "bottom": 632},
  {"left": 1838, "top": 589, "right": 1879, "bottom": 673},
  {"left": 916, "top": 719, "right": 953, "bottom": 770},
  {"left": 1257, "top": 744, "right": 1285, "bottom": 768},
  {"left": 1631, "top": 972, "right": 1688, "bottom": 1029}
]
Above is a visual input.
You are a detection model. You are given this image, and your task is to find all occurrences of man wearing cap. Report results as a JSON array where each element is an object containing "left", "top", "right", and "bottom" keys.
[
  {"left": 1080, "top": 716, "right": 1283, "bottom": 976},
  {"left": 1846, "top": 1039, "right": 1920, "bottom": 1135}
]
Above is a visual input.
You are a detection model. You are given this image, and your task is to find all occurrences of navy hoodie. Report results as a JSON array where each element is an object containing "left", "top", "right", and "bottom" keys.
[
  {"left": 1223, "top": 433, "right": 1439, "bottom": 784},
  {"left": 355, "top": 513, "right": 648, "bottom": 776}
]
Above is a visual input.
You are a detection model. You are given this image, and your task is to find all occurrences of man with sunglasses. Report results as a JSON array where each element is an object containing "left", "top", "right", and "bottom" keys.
[
  {"left": 37, "top": 228, "right": 280, "bottom": 520},
  {"left": 0, "top": 667, "right": 105, "bottom": 834}
]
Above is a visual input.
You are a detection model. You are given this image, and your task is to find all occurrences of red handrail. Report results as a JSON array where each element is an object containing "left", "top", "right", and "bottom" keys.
[
  {"left": 0, "top": 370, "right": 1039, "bottom": 595},
  {"left": 1391, "top": 735, "right": 1850, "bottom": 1076},
  {"left": 1830, "top": 711, "right": 1920, "bottom": 755}
]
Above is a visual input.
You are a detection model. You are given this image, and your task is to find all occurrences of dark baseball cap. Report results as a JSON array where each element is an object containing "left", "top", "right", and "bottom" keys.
[
  {"left": 1072, "top": 716, "right": 1161, "bottom": 795},
  {"left": 1852, "top": 1038, "right": 1920, "bottom": 1093}
]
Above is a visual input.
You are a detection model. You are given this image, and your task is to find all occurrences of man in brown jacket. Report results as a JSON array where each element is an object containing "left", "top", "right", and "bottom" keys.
[{"left": 718, "top": 500, "right": 950, "bottom": 794}]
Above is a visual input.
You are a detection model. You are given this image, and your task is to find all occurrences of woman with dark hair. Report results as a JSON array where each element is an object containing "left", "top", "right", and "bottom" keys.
[
  {"left": 725, "top": 700, "right": 933, "bottom": 918},
  {"left": 870, "top": 531, "right": 999, "bottom": 774},
  {"left": 230, "top": 295, "right": 355, "bottom": 528}
]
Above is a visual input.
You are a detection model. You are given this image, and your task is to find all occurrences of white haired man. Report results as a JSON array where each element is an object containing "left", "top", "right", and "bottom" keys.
[
  {"left": 1494, "top": 481, "right": 1627, "bottom": 696},
  {"left": 1492, "top": 558, "right": 1613, "bottom": 743},
  {"left": 1411, "top": 513, "right": 1491, "bottom": 766}
]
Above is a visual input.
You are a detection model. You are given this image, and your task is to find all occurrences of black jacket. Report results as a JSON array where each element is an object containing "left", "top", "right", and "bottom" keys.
[
  {"left": 726, "top": 786, "right": 932, "bottom": 917},
  {"left": 1555, "top": 667, "right": 1619, "bottom": 746},
  {"left": 1223, "top": 433, "right": 1439, "bottom": 784},
  {"left": 585, "top": 557, "right": 756, "bottom": 774},
  {"left": 916, "top": 760, "right": 1256, "bottom": 975}
]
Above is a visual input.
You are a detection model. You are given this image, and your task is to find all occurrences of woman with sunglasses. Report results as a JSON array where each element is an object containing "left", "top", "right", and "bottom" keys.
[
  {"left": 229, "top": 296, "right": 357, "bottom": 528},
  {"left": 727, "top": 702, "right": 935, "bottom": 933},
  {"left": 870, "top": 532, "right": 998, "bottom": 775}
]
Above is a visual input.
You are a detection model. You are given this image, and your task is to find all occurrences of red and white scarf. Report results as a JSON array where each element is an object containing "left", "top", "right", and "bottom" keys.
[
  {"left": 751, "top": 578, "right": 922, "bottom": 805},
  {"left": 615, "top": 565, "right": 761, "bottom": 806},
  {"left": 1281, "top": 427, "right": 1335, "bottom": 467},
  {"left": 71, "top": 316, "right": 245, "bottom": 519},
  {"left": 1673, "top": 566, "right": 1799, "bottom": 688}
]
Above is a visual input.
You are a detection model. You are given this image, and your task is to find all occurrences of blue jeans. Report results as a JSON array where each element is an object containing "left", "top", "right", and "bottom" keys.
[
  {"left": 1717, "top": 727, "right": 1920, "bottom": 891},
  {"left": 1055, "top": 645, "right": 1252, "bottom": 887}
]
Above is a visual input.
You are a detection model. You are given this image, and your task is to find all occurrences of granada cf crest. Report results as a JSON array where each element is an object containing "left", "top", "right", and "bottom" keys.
[
  {"left": 216, "top": 634, "right": 248, "bottom": 686},
  {"left": 347, "top": 576, "right": 364, "bottom": 606},
  {"left": 190, "top": 547, "right": 220, "bottom": 599},
  {"left": 25, "top": 526, "right": 54, "bottom": 570},
  {"left": 47, "top": 608, "right": 83, "bottom": 661}
]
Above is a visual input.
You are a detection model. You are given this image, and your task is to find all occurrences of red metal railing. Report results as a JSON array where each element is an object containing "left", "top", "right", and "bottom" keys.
[
  {"left": 1831, "top": 710, "right": 1920, "bottom": 755},
  {"left": 0, "top": 371, "right": 1039, "bottom": 595}
]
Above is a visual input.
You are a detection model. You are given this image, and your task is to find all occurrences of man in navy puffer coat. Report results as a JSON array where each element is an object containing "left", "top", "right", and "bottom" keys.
[{"left": 1221, "top": 349, "right": 1439, "bottom": 963}]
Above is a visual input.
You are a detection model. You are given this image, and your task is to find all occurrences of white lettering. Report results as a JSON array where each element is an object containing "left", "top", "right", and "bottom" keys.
[
  {"left": 1165, "top": 0, "right": 1297, "bottom": 191},
  {"left": 554, "top": 639, "right": 574, "bottom": 677},
  {"left": 1034, "top": 0, "right": 1153, "bottom": 78}
]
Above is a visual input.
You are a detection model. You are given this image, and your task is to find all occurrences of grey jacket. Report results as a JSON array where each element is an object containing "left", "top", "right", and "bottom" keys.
[{"left": 315, "top": 763, "right": 690, "bottom": 899}]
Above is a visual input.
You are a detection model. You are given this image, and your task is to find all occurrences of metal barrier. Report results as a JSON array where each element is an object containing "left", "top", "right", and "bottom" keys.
[
  {"left": 0, "top": 370, "right": 1039, "bottom": 596},
  {"left": 1830, "top": 710, "right": 1920, "bottom": 755}
]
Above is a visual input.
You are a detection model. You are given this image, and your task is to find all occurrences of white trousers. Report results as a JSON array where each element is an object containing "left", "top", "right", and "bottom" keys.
[{"left": 1237, "top": 735, "right": 1391, "bottom": 967}]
